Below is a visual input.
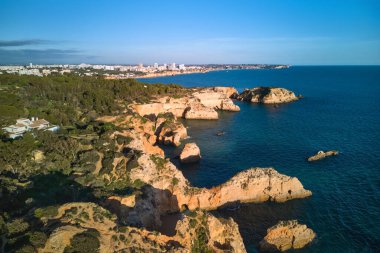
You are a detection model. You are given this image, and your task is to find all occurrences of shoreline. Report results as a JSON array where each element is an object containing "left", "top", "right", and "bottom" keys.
[{"left": 133, "top": 69, "right": 212, "bottom": 79}]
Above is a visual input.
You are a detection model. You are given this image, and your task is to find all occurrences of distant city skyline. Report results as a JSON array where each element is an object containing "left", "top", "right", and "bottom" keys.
[{"left": 1, "top": 0, "right": 380, "bottom": 65}]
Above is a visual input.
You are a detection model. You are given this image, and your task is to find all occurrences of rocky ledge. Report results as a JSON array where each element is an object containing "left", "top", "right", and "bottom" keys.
[
  {"left": 308, "top": 150, "right": 339, "bottom": 161},
  {"left": 259, "top": 220, "right": 316, "bottom": 252},
  {"left": 235, "top": 87, "right": 300, "bottom": 104}
]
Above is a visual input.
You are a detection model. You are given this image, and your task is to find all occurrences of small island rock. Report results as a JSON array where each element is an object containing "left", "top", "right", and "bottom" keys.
[
  {"left": 308, "top": 150, "right": 339, "bottom": 161},
  {"left": 237, "top": 87, "right": 299, "bottom": 104},
  {"left": 180, "top": 143, "right": 201, "bottom": 163},
  {"left": 260, "top": 220, "right": 316, "bottom": 252}
]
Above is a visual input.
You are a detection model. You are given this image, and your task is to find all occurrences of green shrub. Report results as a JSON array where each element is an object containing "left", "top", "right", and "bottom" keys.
[
  {"left": 7, "top": 218, "right": 29, "bottom": 236},
  {"left": 15, "top": 244, "right": 35, "bottom": 253},
  {"left": 191, "top": 227, "right": 212, "bottom": 253},
  {"left": 116, "top": 135, "right": 133, "bottom": 145},
  {"left": 34, "top": 206, "right": 59, "bottom": 219},
  {"left": 150, "top": 155, "right": 167, "bottom": 171},
  {"left": 131, "top": 179, "right": 145, "bottom": 189},
  {"left": 64, "top": 229, "right": 100, "bottom": 253},
  {"left": 27, "top": 231, "right": 47, "bottom": 248}
]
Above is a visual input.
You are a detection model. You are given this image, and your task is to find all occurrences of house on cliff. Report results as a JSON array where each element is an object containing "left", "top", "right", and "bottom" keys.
[{"left": 2, "top": 117, "right": 59, "bottom": 139}]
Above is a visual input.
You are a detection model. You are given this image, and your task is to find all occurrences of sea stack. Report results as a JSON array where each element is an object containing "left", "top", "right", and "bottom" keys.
[
  {"left": 180, "top": 143, "right": 201, "bottom": 163},
  {"left": 260, "top": 220, "right": 316, "bottom": 252},
  {"left": 308, "top": 150, "right": 339, "bottom": 161},
  {"left": 236, "top": 87, "right": 300, "bottom": 104}
]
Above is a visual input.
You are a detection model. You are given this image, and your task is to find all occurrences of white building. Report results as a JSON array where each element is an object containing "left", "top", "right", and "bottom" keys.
[
  {"left": 2, "top": 117, "right": 59, "bottom": 139},
  {"left": 169, "top": 63, "right": 176, "bottom": 70}
]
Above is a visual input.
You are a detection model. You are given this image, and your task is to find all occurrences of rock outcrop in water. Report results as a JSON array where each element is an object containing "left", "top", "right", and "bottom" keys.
[
  {"left": 180, "top": 143, "right": 201, "bottom": 163},
  {"left": 259, "top": 220, "right": 316, "bottom": 252},
  {"left": 236, "top": 87, "right": 299, "bottom": 104},
  {"left": 308, "top": 150, "right": 339, "bottom": 161},
  {"left": 131, "top": 87, "right": 240, "bottom": 120},
  {"left": 94, "top": 87, "right": 313, "bottom": 252},
  {"left": 120, "top": 128, "right": 312, "bottom": 213}
]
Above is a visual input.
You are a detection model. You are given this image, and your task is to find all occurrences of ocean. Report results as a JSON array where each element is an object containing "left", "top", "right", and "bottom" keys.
[{"left": 139, "top": 66, "right": 380, "bottom": 253}]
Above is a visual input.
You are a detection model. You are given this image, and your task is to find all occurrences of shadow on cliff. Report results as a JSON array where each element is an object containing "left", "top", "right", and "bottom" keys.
[
  {"left": 0, "top": 171, "right": 97, "bottom": 216},
  {"left": 103, "top": 184, "right": 183, "bottom": 236},
  {"left": 212, "top": 199, "right": 310, "bottom": 252}
]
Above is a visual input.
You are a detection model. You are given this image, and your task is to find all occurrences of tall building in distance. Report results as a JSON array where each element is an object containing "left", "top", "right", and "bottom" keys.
[
  {"left": 29, "top": 63, "right": 33, "bottom": 68},
  {"left": 170, "top": 63, "right": 176, "bottom": 70},
  {"left": 153, "top": 63, "right": 158, "bottom": 69}
]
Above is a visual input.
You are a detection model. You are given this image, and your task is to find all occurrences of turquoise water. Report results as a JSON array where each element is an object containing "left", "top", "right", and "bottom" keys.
[{"left": 139, "top": 66, "right": 380, "bottom": 253}]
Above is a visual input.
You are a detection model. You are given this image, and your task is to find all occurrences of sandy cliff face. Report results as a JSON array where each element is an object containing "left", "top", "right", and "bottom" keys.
[
  {"left": 175, "top": 210, "right": 246, "bottom": 253},
  {"left": 131, "top": 87, "right": 240, "bottom": 120},
  {"left": 259, "top": 220, "right": 316, "bottom": 252},
  {"left": 39, "top": 203, "right": 246, "bottom": 253},
  {"left": 213, "top": 86, "right": 239, "bottom": 98},
  {"left": 237, "top": 87, "right": 299, "bottom": 104},
  {"left": 179, "top": 168, "right": 312, "bottom": 211}
]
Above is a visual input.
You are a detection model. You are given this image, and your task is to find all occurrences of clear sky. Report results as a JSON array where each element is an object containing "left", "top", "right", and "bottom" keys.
[{"left": 0, "top": 0, "right": 379, "bottom": 65}]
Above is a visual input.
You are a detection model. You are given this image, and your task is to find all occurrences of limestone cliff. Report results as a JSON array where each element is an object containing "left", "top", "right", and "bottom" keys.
[
  {"left": 131, "top": 86, "right": 240, "bottom": 120},
  {"left": 259, "top": 220, "right": 316, "bottom": 252},
  {"left": 123, "top": 129, "right": 312, "bottom": 213},
  {"left": 39, "top": 203, "right": 246, "bottom": 253},
  {"left": 236, "top": 87, "right": 299, "bottom": 104},
  {"left": 93, "top": 87, "right": 313, "bottom": 252},
  {"left": 179, "top": 143, "right": 201, "bottom": 163}
]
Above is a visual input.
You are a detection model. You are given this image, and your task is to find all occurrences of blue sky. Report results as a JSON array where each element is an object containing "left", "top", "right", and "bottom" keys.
[{"left": 0, "top": 0, "right": 379, "bottom": 65}]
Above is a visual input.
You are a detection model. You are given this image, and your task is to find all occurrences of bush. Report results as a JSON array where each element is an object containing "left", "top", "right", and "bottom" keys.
[
  {"left": 191, "top": 227, "right": 212, "bottom": 253},
  {"left": 27, "top": 231, "right": 47, "bottom": 248},
  {"left": 7, "top": 218, "right": 29, "bottom": 236},
  {"left": 116, "top": 135, "right": 133, "bottom": 145},
  {"left": 64, "top": 229, "right": 100, "bottom": 253},
  {"left": 34, "top": 206, "right": 59, "bottom": 219}
]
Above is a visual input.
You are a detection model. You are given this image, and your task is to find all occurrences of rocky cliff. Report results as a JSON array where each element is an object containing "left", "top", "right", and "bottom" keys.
[
  {"left": 118, "top": 128, "right": 312, "bottom": 214},
  {"left": 236, "top": 87, "right": 299, "bottom": 104},
  {"left": 259, "top": 220, "right": 316, "bottom": 252},
  {"left": 131, "top": 86, "right": 240, "bottom": 120},
  {"left": 92, "top": 86, "right": 313, "bottom": 252},
  {"left": 39, "top": 202, "right": 246, "bottom": 253}
]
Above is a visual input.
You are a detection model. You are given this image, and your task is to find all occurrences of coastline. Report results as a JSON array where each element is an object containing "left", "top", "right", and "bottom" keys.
[{"left": 133, "top": 69, "right": 211, "bottom": 79}]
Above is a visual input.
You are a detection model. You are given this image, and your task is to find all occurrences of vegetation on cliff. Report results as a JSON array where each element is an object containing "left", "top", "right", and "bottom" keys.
[{"left": 0, "top": 75, "right": 186, "bottom": 252}]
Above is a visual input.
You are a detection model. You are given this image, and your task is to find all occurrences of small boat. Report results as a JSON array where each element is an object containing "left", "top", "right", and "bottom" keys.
[{"left": 216, "top": 131, "right": 225, "bottom": 136}]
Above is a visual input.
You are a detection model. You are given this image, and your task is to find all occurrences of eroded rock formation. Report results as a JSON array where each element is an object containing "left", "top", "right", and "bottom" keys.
[
  {"left": 40, "top": 202, "right": 246, "bottom": 253},
  {"left": 179, "top": 143, "right": 201, "bottom": 163},
  {"left": 131, "top": 87, "right": 240, "bottom": 120},
  {"left": 92, "top": 86, "right": 313, "bottom": 252},
  {"left": 308, "top": 150, "right": 339, "bottom": 161},
  {"left": 236, "top": 87, "right": 300, "bottom": 104},
  {"left": 259, "top": 220, "right": 316, "bottom": 252},
  {"left": 121, "top": 128, "right": 312, "bottom": 213}
]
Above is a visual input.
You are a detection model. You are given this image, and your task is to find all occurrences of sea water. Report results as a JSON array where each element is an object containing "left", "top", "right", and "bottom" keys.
[{"left": 139, "top": 66, "right": 380, "bottom": 253}]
